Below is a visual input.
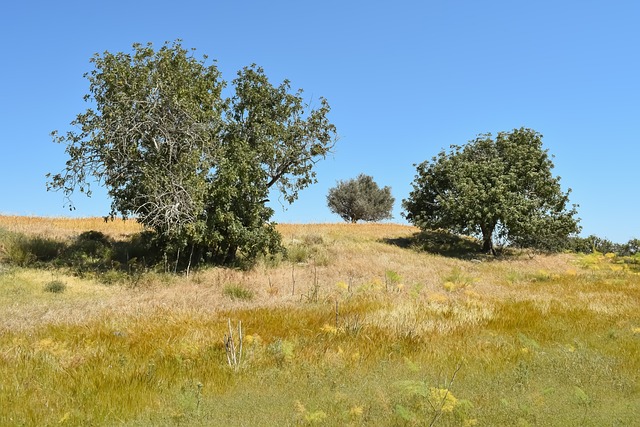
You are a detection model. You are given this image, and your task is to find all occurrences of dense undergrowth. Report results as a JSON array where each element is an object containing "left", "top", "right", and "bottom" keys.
[{"left": 0, "top": 219, "right": 639, "bottom": 426}]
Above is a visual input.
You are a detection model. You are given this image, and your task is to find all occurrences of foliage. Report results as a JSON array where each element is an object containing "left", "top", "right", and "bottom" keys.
[
  {"left": 222, "top": 284, "right": 254, "bottom": 301},
  {"left": 568, "top": 235, "right": 640, "bottom": 256},
  {"left": 43, "top": 280, "right": 67, "bottom": 293},
  {"left": 403, "top": 128, "right": 580, "bottom": 253},
  {"left": 442, "top": 266, "right": 474, "bottom": 292},
  {"left": 267, "top": 338, "right": 296, "bottom": 367},
  {"left": 0, "top": 229, "right": 64, "bottom": 266},
  {"left": 385, "top": 270, "right": 402, "bottom": 286},
  {"left": 285, "top": 234, "right": 331, "bottom": 266},
  {"left": 327, "top": 174, "right": 394, "bottom": 223},
  {"left": 48, "top": 40, "right": 337, "bottom": 267},
  {"left": 0, "top": 228, "right": 156, "bottom": 278}
]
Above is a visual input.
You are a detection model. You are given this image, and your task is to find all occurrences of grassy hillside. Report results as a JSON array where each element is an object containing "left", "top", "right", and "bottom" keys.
[{"left": 0, "top": 217, "right": 638, "bottom": 426}]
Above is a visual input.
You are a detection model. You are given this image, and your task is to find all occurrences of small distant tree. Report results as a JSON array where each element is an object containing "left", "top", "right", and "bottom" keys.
[
  {"left": 403, "top": 128, "right": 580, "bottom": 254},
  {"left": 327, "top": 174, "right": 394, "bottom": 223}
]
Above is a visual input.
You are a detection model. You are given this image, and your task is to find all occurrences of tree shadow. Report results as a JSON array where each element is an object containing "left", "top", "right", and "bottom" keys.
[{"left": 383, "top": 230, "right": 484, "bottom": 259}]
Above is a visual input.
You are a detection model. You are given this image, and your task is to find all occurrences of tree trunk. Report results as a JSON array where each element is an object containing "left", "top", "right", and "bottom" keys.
[
  {"left": 223, "top": 244, "right": 238, "bottom": 265},
  {"left": 481, "top": 224, "right": 497, "bottom": 255}
]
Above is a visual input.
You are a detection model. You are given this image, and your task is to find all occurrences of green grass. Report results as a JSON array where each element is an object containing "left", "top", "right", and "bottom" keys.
[
  {"left": 1, "top": 288, "right": 638, "bottom": 426},
  {"left": 222, "top": 283, "right": 255, "bottom": 301},
  {"left": 43, "top": 280, "right": 67, "bottom": 293},
  {"left": 0, "top": 224, "right": 639, "bottom": 426}
]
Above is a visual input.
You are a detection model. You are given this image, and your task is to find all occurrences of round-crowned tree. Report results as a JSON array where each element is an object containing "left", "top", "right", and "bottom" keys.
[
  {"left": 327, "top": 174, "right": 394, "bottom": 223},
  {"left": 403, "top": 128, "right": 580, "bottom": 254}
]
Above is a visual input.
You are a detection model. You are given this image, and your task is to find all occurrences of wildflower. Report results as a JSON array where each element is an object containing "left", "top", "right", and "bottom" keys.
[
  {"left": 305, "top": 411, "right": 327, "bottom": 423},
  {"left": 321, "top": 324, "right": 338, "bottom": 334},
  {"left": 429, "top": 388, "right": 458, "bottom": 413},
  {"left": 464, "top": 419, "right": 478, "bottom": 426},
  {"left": 58, "top": 412, "right": 71, "bottom": 424},
  {"left": 370, "top": 278, "right": 384, "bottom": 291},
  {"left": 632, "top": 327, "right": 640, "bottom": 335},
  {"left": 294, "top": 400, "right": 306, "bottom": 414},
  {"left": 245, "top": 334, "right": 255, "bottom": 345},
  {"left": 349, "top": 406, "right": 364, "bottom": 417},
  {"left": 336, "top": 281, "right": 349, "bottom": 291},
  {"left": 443, "top": 281, "right": 457, "bottom": 292}
]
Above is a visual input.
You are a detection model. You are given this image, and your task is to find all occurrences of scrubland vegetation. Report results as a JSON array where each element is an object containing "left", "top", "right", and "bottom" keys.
[{"left": 0, "top": 216, "right": 639, "bottom": 426}]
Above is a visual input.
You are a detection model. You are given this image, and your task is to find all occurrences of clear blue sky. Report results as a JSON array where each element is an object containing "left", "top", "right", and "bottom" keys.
[{"left": 1, "top": 1, "right": 638, "bottom": 242}]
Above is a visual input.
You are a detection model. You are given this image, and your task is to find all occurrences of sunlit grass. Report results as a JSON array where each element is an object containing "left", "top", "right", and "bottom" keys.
[
  {"left": 0, "top": 215, "right": 144, "bottom": 240},
  {"left": 0, "top": 218, "right": 639, "bottom": 425}
]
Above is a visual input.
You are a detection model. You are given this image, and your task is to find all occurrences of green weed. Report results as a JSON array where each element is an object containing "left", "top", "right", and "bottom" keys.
[
  {"left": 442, "top": 266, "right": 474, "bottom": 291},
  {"left": 222, "top": 284, "right": 254, "bottom": 301},
  {"left": 43, "top": 280, "right": 66, "bottom": 293}
]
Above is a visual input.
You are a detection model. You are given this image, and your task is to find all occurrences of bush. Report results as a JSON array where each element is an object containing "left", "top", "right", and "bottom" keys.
[
  {"left": 285, "top": 237, "right": 332, "bottom": 266},
  {"left": 286, "top": 244, "right": 310, "bottom": 263},
  {"left": 223, "top": 284, "right": 254, "bottom": 301},
  {"left": 67, "top": 231, "right": 112, "bottom": 258},
  {"left": 0, "top": 231, "right": 64, "bottom": 267},
  {"left": 567, "top": 235, "right": 632, "bottom": 255},
  {"left": 27, "top": 237, "right": 65, "bottom": 262},
  {"left": 44, "top": 280, "right": 66, "bottom": 293}
]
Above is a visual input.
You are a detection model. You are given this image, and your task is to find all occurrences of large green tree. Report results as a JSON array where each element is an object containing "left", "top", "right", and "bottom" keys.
[
  {"left": 48, "top": 41, "right": 336, "bottom": 265},
  {"left": 403, "top": 128, "right": 580, "bottom": 254},
  {"left": 327, "top": 174, "right": 394, "bottom": 223}
]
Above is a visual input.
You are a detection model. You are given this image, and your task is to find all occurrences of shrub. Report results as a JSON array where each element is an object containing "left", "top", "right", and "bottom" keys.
[
  {"left": 442, "top": 267, "right": 474, "bottom": 291},
  {"left": 285, "top": 236, "right": 331, "bottom": 266},
  {"left": 0, "top": 231, "right": 64, "bottom": 266},
  {"left": 567, "top": 235, "right": 640, "bottom": 256},
  {"left": 2, "top": 235, "right": 35, "bottom": 266},
  {"left": 67, "top": 231, "right": 112, "bottom": 258},
  {"left": 223, "top": 284, "right": 254, "bottom": 301},
  {"left": 286, "top": 244, "right": 310, "bottom": 263},
  {"left": 26, "top": 237, "right": 64, "bottom": 262},
  {"left": 267, "top": 339, "right": 295, "bottom": 366},
  {"left": 44, "top": 280, "right": 66, "bottom": 293}
]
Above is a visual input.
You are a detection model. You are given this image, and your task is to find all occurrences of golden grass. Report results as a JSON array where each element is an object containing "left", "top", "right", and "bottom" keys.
[
  {"left": 0, "top": 215, "right": 143, "bottom": 240},
  {"left": 0, "top": 219, "right": 633, "bottom": 333},
  {"left": 1, "top": 218, "right": 639, "bottom": 426}
]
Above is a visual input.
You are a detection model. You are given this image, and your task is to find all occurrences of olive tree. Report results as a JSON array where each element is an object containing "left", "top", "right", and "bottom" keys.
[
  {"left": 327, "top": 174, "right": 394, "bottom": 223},
  {"left": 403, "top": 128, "right": 580, "bottom": 254},
  {"left": 48, "top": 41, "right": 337, "bottom": 265}
]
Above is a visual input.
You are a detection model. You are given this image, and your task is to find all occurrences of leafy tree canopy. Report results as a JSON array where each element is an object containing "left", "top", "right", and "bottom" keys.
[
  {"left": 48, "top": 41, "right": 337, "bottom": 266},
  {"left": 327, "top": 174, "right": 394, "bottom": 223},
  {"left": 403, "top": 128, "right": 580, "bottom": 254}
]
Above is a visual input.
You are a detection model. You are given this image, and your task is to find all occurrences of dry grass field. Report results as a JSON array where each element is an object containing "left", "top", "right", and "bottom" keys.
[
  {"left": 0, "top": 215, "right": 144, "bottom": 240},
  {"left": 0, "top": 216, "right": 638, "bottom": 426}
]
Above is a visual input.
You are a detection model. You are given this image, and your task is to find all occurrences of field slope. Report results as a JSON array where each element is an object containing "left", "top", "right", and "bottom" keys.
[{"left": 0, "top": 217, "right": 638, "bottom": 426}]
